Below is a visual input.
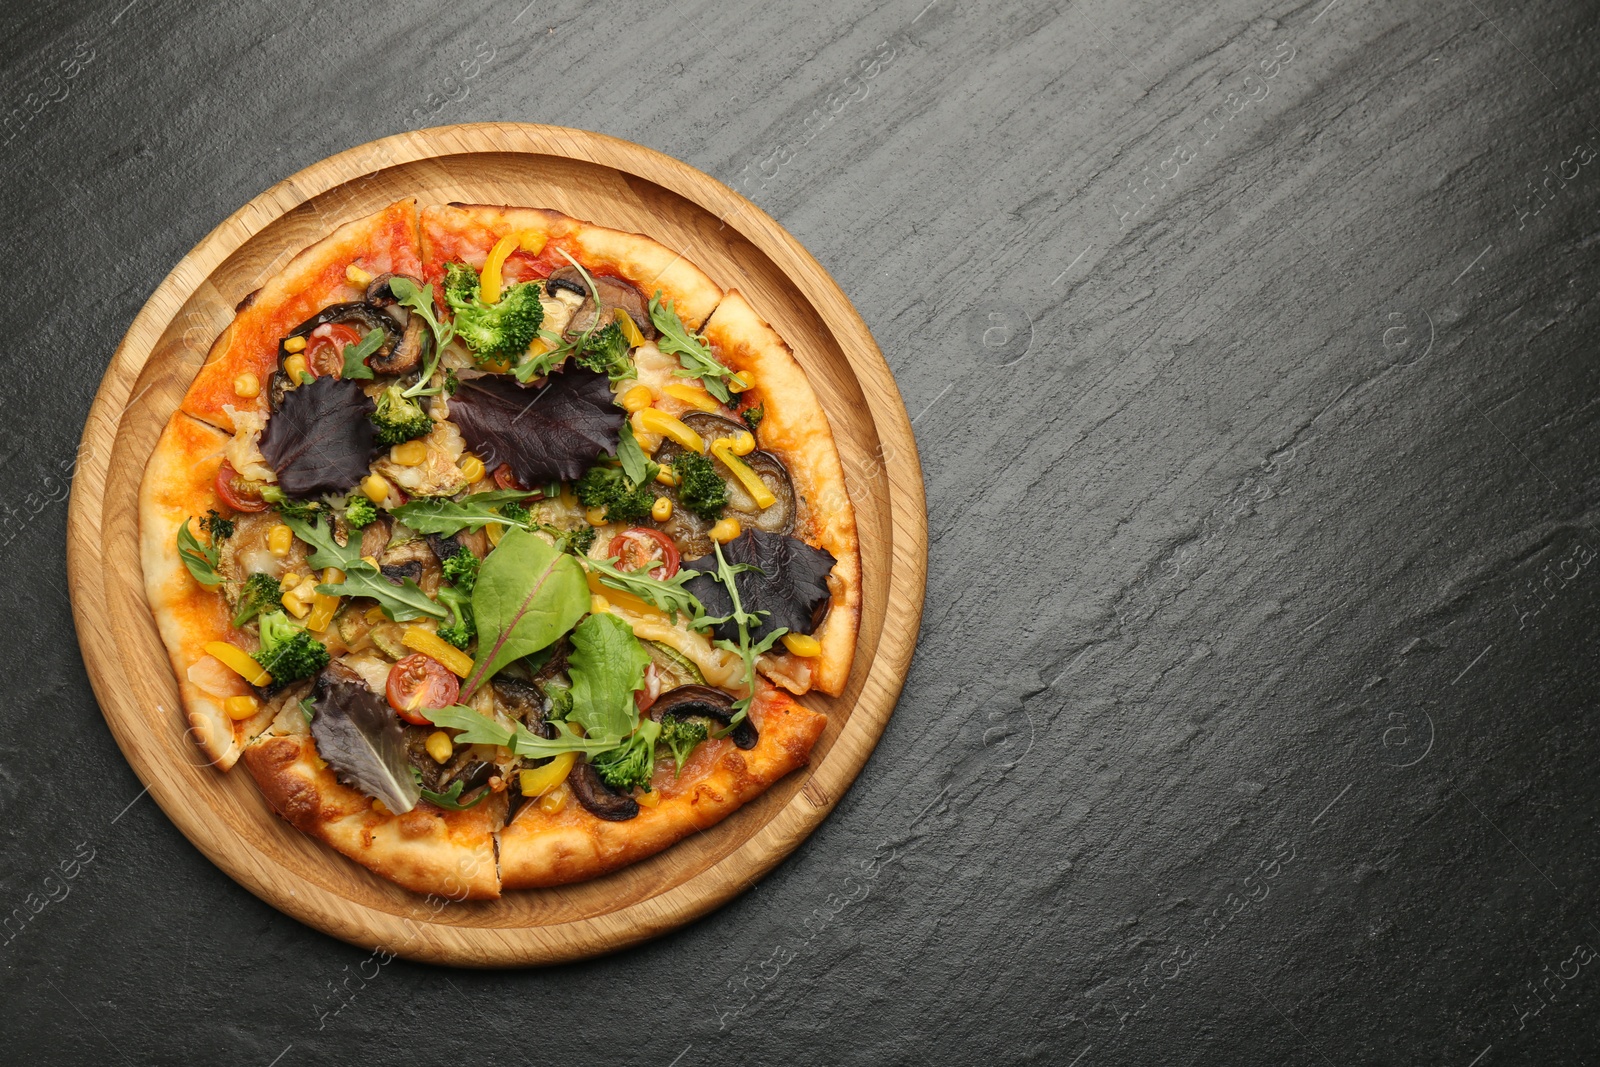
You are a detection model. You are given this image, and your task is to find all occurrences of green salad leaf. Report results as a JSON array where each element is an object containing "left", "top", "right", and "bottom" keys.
[
  {"left": 176, "top": 517, "right": 223, "bottom": 586},
  {"left": 567, "top": 613, "right": 650, "bottom": 741},
  {"left": 281, "top": 511, "right": 446, "bottom": 622},
  {"left": 461, "top": 526, "right": 589, "bottom": 696},
  {"left": 340, "top": 327, "right": 386, "bottom": 380},
  {"left": 649, "top": 291, "right": 735, "bottom": 403},
  {"left": 389, "top": 489, "right": 540, "bottom": 536}
]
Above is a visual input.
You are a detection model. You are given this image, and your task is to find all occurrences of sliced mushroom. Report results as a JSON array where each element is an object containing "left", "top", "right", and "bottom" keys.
[
  {"left": 364, "top": 272, "right": 421, "bottom": 307},
  {"left": 650, "top": 684, "right": 757, "bottom": 750},
  {"left": 268, "top": 301, "right": 414, "bottom": 408},
  {"left": 657, "top": 412, "right": 796, "bottom": 557},
  {"left": 543, "top": 266, "right": 655, "bottom": 342},
  {"left": 494, "top": 676, "right": 556, "bottom": 822},
  {"left": 569, "top": 759, "right": 640, "bottom": 821},
  {"left": 379, "top": 538, "right": 440, "bottom": 593}
]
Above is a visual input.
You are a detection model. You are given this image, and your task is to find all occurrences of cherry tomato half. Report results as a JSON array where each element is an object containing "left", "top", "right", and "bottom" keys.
[
  {"left": 304, "top": 322, "right": 363, "bottom": 378},
  {"left": 214, "top": 461, "right": 269, "bottom": 513},
  {"left": 608, "top": 528, "right": 680, "bottom": 578},
  {"left": 492, "top": 463, "right": 526, "bottom": 491},
  {"left": 386, "top": 654, "right": 460, "bottom": 726},
  {"left": 635, "top": 661, "right": 662, "bottom": 714}
]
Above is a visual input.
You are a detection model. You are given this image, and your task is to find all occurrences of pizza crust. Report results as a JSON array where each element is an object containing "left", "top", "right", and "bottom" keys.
[
  {"left": 139, "top": 411, "right": 275, "bottom": 770},
  {"left": 700, "top": 291, "right": 862, "bottom": 697},
  {"left": 498, "top": 683, "right": 827, "bottom": 889},
  {"left": 419, "top": 203, "right": 723, "bottom": 329},
  {"left": 182, "top": 199, "right": 422, "bottom": 433},
  {"left": 242, "top": 728, "right": 502, "bottom": 900}
]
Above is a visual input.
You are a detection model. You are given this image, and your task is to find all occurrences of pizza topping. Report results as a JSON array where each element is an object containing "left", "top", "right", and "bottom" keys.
[
  {"left": 369, "top": 384, "right": 435, "bottom": 446},
  {"left": 386, "top": 653, "right": 460, "bottom": 726},
  {"left": 309, "top": 661, "right": 421, "bottom": 814},
  {"left": 651, "top": 684, "right": 756, "bottom": 750},
  {"left": 568, "top": 758, "right": 639, "bottom": 821},
  {"left": 648, "top": 290, "right": 737, "bottom": 402},
  {"left": 270, "top": 302, "right": 405, "bottom": 407},
  {"left": 685, "top": 529, "right": 834, "bottom": 645},
  {"left": 257, "top": 376, "right": 381, "bottom": 498},
  {"left": 544, "top": 266, "right": 655, "bottom": 342},
  {"left": 252, "top": 610, "right": 331, "bottom": 684},
  {"left": 448, "top": 368, "right": 623, "bottom": 487},
  {"left": 608, "top": 528, "right": 680, "bottom": 578},
  {"left": 460, "top": 526, "right": 590, "bottom": 697},
  {"left": 442, "top": 261, "right": 545, "bottom": 368}
]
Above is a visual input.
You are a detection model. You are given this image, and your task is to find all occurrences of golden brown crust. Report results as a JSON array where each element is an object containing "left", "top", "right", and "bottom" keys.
[
  {"left": 242, "top": 731, "right": 501, "bottom": 900},
  {"left": 419, "top": 203, "right": 722, "bottom": 329},
  {"left": 700, "top": 291, "right": 861, "bottom": 696},
  {"left": 139, "top": 411, "right": 270, "bottom": 770},
  {"left": 498, "top": 685, "right": 827, "bottom": 889},
  {"left": 182, "top": 199, "right": 422, "bottom": 432}
]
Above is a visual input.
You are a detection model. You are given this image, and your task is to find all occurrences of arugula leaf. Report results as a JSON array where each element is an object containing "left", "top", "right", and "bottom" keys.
[
  {"left": 390, "top": 276, "right": 455, "bottom": 399},
  {"left": 419, "top": 778, "right": 491, "bottom": 811},
  {"left": 567, "top": 613, "right": 651, "bottom": 741},
  {"left": 389, "top": 489, "right": 539, "bottom": 536},
  {"left": 298, "top": 696, "right": 316, "bottom": 724},
  {"left": 583, "top": 555, "right": 704, "bottom": 622},
  {"left": 698, "top": 540, "right": 787, "bottom": 720},
  {"left": 283, "top": 511, "right": 447, "bottom": 621},
  {"left": 325, "top": 567, "right": 445, "bottom": 622},
  {"left": 616, "top": 420, "right": 656, "bottom": 487},
  {"left": 649, "top": 291, "right": 734, "bottom": 403},
  {"left": 340, "top": 327, "right": 386, "bottom": 380},
  {"left": 177, "top": 517, "right": 223, "bottom": 586},
  {"left": 462, "top": 526, "right": 589, "bottom": 696},
  {"left": 421, "top": 705, "right": 617, "bottom": 761}
]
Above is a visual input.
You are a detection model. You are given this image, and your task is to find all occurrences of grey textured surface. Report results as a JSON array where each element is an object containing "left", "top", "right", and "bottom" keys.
[{"left": 3, "top": 0, "right": 1600, "bottom": 1063}]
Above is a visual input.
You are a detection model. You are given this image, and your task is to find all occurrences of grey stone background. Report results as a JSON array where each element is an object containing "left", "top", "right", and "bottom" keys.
[{"left": 3, "top": 0, "right": 1598, "bottom": 1063}]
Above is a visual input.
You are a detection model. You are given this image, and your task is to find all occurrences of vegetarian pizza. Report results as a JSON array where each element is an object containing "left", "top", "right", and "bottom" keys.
[{"left": 139, "top": 198, "right": 859, "bottom": 898}]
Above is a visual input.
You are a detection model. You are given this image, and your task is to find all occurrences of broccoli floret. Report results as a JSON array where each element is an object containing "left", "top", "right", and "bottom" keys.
[
  {"left": 344, "top": 495, "right": 379, "bottom": 528},
  {"left": 443, "top": 261, "right": 480, "bottom": 306},
  {"left": 252, "top": 611, "right": 329, "bottom": 684},
  {"left": 671, "top": 452, "right": 728, "bottom": 520},
  {"left": 573, "top": 321, "right": 633, "bottom": 380},
  {"left": 259, "top": 485, "right": 322, "bottom": 521},
  {"left": 371, "top": 383, "right": 434, "bottom": 446},
  {"left": 741, "top": 404, "right": 764, "bottom": 432},
  {"left": 442, "top": 261, "right": 545, "bottom": 365},
  {"left": 199, "top": 509, "right": 234, "bottom": 540},
  {"left": 498, "top": 500, "right": 530, "bottom": 526},
  {"left": 233, "top": 572, "right": 284, "bottom": 628},
  {"left": 563, "top": 525, "right": 596, "bottom": 556},
  {"left": 660, "top": 716, "right": 709, "bottom": 774},
  {"left": 543, "top": 684, "right": 573, "bottom": 721},
  {"left": 575, "top": 465, "right": 655, "bottom": 524},
  {"left": 436, "top": 585, "right": 476, "bottom": 651},
  {"left": 441, "top": 545, "right": 479, "bottom": 594},
  {"left": 592, "top": 720, "right": 662, "bottom": 793}
]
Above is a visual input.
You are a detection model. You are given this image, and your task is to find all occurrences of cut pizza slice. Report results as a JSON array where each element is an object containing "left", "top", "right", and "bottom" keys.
[{"left": 182, "top": 198, "right": 423, "bottom": 433}]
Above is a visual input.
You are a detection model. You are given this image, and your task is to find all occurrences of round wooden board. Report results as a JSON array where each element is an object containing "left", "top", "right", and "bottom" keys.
[{"left": 65, "top": 123, "right": 927, "bottom": 966}]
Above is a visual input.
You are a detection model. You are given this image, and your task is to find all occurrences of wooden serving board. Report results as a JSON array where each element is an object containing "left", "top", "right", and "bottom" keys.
[{"left": 65, "top": 123, "right": 927, "bottom": 966}]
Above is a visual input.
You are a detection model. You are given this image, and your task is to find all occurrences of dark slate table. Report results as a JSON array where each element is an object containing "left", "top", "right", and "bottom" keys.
[{"left": 5, "top": 0, "right": 1599, "bottom": 1063}]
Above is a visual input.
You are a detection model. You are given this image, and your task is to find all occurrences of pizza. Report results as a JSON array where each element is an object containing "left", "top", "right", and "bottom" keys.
[{"left": 138, "top": 198, "right": 859, "bottom": 898}]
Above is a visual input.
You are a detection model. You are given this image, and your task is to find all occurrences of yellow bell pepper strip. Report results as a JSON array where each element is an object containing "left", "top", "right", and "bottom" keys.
[
  {"left": 711, "top": 437, "right": 777, "bottom": 509},
  {"left": 204, "top": 641, "right": 272, "bottom": 686},
  {"left": 781, "top": 632, "right": 822, "bottom": 658},
  {"left": 584, "top": 570, "right": 667, "bottom": 619},
  {"left": 637, "top": 408, "right": 705, "bottom": 453},
  {"left": 402, "top": 627, "right": 475, "bottom": 678},
  {"left": 519, "top": 752, "right": 577, "bottom": 797},
  {"left": 663, "top": 383, "right": 720, "bottom": 412},
  {"left": 305, "top": 567, "right": 343, "bottom": 634},
  {"left": 614, "top": 307, "right": 647, "bottom": 348},
  {"left": 480, "top": 230, "right": 546, "bottom": 304}
]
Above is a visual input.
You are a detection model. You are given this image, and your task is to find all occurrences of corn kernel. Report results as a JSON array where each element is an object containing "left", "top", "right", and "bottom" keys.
[
  {"left": 636, "top": 787, "right": 661, "bottom": 809},
  {"left": 425, "top": 730, "right": 454, "bottom": 764},
  {"left": 458, "top": 454, "right": 486, "bottom": 483},
  {"left": 539, "top": 785, "right": 569, "bottom": 814},
  {"left": 782, "top": 632, "right": 823, "bottom": 658},
  {"left": 281, "top": 589, "right": 311, "bottom": 619},
  {"left": 361, "top": 473, "right": 390, "bottom": 503},
  {"left": 267, "top": 523, "right": 293, "bottom": 557},
  {"left": 280, "top": 573, "right": 299, "bottom": 589},
  {"left": 651, "top": 496, "right": 672, "bottom": 522},
  {"left": 224, "top": 695, "right": 260, "bottom": 720},
  {"left": 282, "top": 335, "right": 307, "bottom": 354},
  {"left": 727, "top": 372, "right": 753, "bottom": 393},
  {"left": 346, "top": 264, "right": 373, "bottom": 287},
  {"left": 731, "top": 430, "right": 756, "bottom": 456},
  {"left": 372, "top": 799, "right": 390, "bottom": 815},
  {"left": 233, "top": 372, "right": 260, "bottom": 399},
  {"left": 283, "top": 353, "right": 310, "bottom": 383},
  {"left": 591, "top": 593, "right": 611, "bottom": 614},
  {"left": 586, "top": 506, "right": 608, "bottom": 527},
  {"left": 620, "top": 385, "right": 653, "bottom": 412},
  {"left": 655, "top": 467, "right": 678, "bottom": 487},
  {"left": 710, "top": 517, "right": 742, "bottom": 543},
  {"left": 391, "top": 439, "right": 429, "bottom": 466}
]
